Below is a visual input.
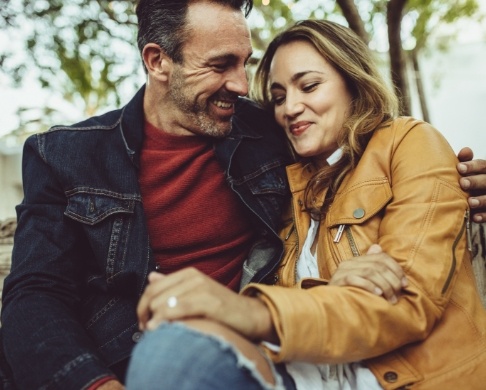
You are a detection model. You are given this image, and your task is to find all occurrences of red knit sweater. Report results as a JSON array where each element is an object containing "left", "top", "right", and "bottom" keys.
[{"left": 139, "top": 121, "right": 255, "bottom": 290}]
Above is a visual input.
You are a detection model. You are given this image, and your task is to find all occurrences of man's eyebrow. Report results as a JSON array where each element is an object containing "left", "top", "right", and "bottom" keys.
[{"left": 270, "top": 70, "right": 323, "bottom": 90}]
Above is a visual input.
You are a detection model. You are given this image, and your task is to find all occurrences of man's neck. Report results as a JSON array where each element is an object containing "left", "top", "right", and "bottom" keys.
[{"left": 143, "top": 84, "right": 197, "bottom": 137}]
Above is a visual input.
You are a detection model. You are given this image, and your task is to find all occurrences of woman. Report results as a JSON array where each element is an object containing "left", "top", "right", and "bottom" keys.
[{"left": 127, "top": 20, "right": 486, "bottom": 389}]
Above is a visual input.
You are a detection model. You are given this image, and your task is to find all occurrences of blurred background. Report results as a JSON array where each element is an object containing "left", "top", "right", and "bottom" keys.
[{"left": 1, "top": 0, "right": 486, "bottom": 223}]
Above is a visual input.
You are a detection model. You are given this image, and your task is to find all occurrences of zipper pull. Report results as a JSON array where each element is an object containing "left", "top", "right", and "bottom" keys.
[
  {"left": 465, "top": 210, "right": 472, "bottom": 252},
  {"left": 334, "top": 224, "right": 345, "bottom": 243},
  {"left": 285, "top": 223, "right": 295, "bottom": 241}
]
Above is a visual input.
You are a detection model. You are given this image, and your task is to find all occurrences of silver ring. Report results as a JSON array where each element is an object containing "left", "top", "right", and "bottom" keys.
[{"left": 166, "top": 296, "right": 178, "bottom": 308}]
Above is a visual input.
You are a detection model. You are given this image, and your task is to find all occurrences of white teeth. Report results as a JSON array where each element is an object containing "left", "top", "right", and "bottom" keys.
[{"left": 213, "top": 100, "right": 233, "bottom": 109}]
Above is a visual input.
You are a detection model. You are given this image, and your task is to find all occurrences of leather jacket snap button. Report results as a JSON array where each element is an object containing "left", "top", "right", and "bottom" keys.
[
  {"left": 383, "top": 371, "right": 398, "bottom": 383},
  {"left": 353, "top": 208, "right": 365, "bottom": 219}
]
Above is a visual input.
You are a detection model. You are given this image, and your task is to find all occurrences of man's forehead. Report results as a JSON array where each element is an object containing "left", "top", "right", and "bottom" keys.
[{"left": 183, "top": 2, "right": 252, "bottom": 59}]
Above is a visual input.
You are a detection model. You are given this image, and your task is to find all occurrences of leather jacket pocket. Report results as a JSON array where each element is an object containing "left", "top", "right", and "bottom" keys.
[{"left": 327, "top": 177, "right": 392, "bottom": 227}]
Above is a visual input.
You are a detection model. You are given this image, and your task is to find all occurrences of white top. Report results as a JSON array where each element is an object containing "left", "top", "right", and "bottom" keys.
[{"left": 285, "top": 149, "right": 383, "bottom": 389}]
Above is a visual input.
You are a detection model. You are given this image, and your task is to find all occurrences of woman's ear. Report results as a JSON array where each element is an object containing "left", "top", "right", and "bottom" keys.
[{"left": 142, "top": 43, "right": 172, "bottom": 82}]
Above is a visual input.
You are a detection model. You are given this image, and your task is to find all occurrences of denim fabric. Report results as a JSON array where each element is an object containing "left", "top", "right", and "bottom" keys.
[
  {"left": 0, "top": 86, "right": 291, "bottom": 389},
  {"left": 125, "top": 323, "right": 296, "bottom": 390}
]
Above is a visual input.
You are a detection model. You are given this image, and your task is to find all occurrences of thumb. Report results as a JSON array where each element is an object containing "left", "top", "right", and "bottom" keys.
[
  {"left": 366, "top": 244, "right": 383, "bottom": 255},
  {"left": 148, "top": 271, "right": 166, "bottom": 283}
]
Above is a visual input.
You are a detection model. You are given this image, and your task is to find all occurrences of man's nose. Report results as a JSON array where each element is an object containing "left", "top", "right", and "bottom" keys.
[{"left": 225, "top": 66, "right": 249, "bottom": 97}]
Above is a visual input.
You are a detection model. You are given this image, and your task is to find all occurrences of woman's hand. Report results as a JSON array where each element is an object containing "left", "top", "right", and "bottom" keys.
[
  {"left": 137, "top": 268, "right": 275, "bottom": 341},
  {"left": 457, "top": 147, "right": 486, "bottom": 222},
  {"left": 329, "top": 244, "right": 407, "bottom": 304}
]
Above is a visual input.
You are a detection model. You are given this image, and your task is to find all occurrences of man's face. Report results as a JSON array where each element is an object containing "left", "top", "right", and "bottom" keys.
[{"left": 167, "top": 2, "right": 252, "bottom": 138}]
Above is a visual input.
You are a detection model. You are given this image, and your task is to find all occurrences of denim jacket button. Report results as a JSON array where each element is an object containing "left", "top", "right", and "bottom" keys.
[
  {"left": 353, "top": 208, "right": 365, "bottom": 219},
  {"left": 132, "top": 332, "right": 143, "bottom": 343},
  {"left": 155, "top": 264, "right": 161, "bottom": 272}
]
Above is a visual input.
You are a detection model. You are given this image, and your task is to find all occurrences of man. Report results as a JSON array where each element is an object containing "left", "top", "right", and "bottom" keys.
[{"left": 1, "top": 0, "right": 485, "bottom": 389}]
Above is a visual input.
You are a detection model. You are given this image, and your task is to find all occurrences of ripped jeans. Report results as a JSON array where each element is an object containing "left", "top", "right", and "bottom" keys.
[{"left": 125, "top": 322, "right": 296, "bottom": 390}]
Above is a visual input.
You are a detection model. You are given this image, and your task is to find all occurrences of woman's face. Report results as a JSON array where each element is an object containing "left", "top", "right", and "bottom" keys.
[{"left": 269, "top": 40, "right": 352, "bottom": 165}]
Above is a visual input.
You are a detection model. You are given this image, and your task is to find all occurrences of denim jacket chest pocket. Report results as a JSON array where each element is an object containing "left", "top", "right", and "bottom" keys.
[
  {"left": 326, "top": 177, "right": 392, "bottom": 257},
  {"left": 64, "top": 189, "right": 139, "bottom": 286}
]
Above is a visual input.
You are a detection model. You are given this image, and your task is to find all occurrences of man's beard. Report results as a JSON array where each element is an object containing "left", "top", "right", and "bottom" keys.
[{"left": 169, "top": 68, "right": 233, "bottom": 138}]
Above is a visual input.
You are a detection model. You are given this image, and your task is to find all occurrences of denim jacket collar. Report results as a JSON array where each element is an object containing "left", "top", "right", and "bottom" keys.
[
  {"left": 119, "top": 85, "right": 146, "bottom": 169},
  {"left": 119, "top": 87, "right": 262, "bottom": 168}
]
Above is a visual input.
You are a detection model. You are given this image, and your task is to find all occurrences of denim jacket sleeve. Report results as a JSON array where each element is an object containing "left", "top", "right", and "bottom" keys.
[{"left": 1, "top": 135, "right": 118, "bottom": 389}]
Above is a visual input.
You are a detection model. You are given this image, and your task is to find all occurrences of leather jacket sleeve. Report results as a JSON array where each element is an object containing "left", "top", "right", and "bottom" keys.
[{"left": 242, "top": 118, "right": 471, "bottom": 364}]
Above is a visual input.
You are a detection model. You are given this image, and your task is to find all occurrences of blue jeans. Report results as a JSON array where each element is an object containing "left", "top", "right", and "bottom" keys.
[{"left": 126, "top": 323, "right": 296, "bottom": 390}]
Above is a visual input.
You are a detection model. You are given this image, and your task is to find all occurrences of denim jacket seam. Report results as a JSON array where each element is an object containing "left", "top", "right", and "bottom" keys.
[
  {"left": 43, "top": 353, "right": 100, "bottom": 389},
  {"left": 98, "top": 323, "right": 138, "bottom": 350},
  {"left": 229, "top": 159, "right": 289, "bottom": 186},
  {"left": 48, "top": 119, "right": 121, "bottom": 133},
  {"left": 65, "top": 188, "right": 142, "bottom": 201}
]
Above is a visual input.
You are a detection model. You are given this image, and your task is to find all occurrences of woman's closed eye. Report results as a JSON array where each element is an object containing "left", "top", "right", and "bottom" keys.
[
  {"left": 302, "top": 82, "right": 320, "bottom": 93},
  {"left": 271, "top": 94, "right": 286, "bottom": 106}
]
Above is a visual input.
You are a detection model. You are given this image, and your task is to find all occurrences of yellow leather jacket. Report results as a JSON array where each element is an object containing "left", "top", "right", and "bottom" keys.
[{"left": 242, "top": 117, "right": 486, "bottom": 389}]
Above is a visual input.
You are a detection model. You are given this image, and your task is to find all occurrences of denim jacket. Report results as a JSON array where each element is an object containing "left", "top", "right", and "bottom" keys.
[{"left": 0, "top": 86, "right": 291, "bottom": 389}]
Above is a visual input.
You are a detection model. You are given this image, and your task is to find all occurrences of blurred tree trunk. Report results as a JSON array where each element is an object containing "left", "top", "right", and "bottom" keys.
[
  {"left": 336, "top": 0, "right": 370, "bottom": 44},
  {"left": 387, "top": 0, "right": 411, "bottom": 115},
  {"left": 411, "top": 49, "right": 430, "bottom": 122},
  {"left": 338, "top": 0, "right": 411, "bottom": 115}
]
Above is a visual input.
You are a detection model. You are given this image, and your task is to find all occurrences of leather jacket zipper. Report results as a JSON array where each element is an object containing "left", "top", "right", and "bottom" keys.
[
  {"left": 345, "top": 226, "right": 361, "bottom": 257},
  {"left": 333, "top": 224, "right": 360, "bottom": 257},
  {"left": 441, "top": 211, "right": 467, "bottom": 294},
  {"left": 284, "top": 201, "right": 300, "bottom": 285},
  {"left": 465, "top": 209, "right": 472, "bottom": 252}
]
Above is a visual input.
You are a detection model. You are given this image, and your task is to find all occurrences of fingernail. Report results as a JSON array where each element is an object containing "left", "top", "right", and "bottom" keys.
[
  {"left": 473, "top": 214, "right": 483, "bottom": 222},
  {"left": 401, "top": 277, "right": 408, "bottom": 287},
  {"left": 457, "top": 163, "right": 467, "bottom": 173},
  {"left": 146, "top": 320, "right": 157, "bottom": 330},
  {"left": 470, "top": 198, "right": 480, "bottom": 207},
  {"left": 389, "top": 296, "right": 398, "bottom": 305},
  {"left": 374, "top": 287, "right": 383, "bottom": 296},
  {"left": 461, "top": 178, "right": 471, "bottom": 189}
]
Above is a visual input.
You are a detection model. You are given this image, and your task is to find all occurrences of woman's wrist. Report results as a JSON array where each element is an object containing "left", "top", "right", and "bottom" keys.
[{"left": 248, "top": 294, "right": 279, "bottom": 344}]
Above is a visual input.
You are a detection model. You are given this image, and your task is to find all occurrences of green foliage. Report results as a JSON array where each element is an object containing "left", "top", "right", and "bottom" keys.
[
  {"left": 406, "top": 0, "right": 480, "bottom": 50},
  {"left": 0, "top": 0, "right": 482, "bottom": 134},
  {"left": 1, "top": 0, "right": 141, "bottom": 120}
]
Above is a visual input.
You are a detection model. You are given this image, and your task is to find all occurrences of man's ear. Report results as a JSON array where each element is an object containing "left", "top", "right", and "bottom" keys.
[{"left": 142, "top": 43, "right": 172, "bottom": 82}]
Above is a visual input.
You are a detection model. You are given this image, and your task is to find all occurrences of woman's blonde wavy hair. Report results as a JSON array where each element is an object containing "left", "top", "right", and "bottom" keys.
[{"left": 251, "top": 19, "right": 399, "bottom": 219}]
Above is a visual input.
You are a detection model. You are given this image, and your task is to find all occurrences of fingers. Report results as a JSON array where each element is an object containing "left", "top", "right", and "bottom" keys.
[
  {"left": 138, "top": 268, "right": 245, "bottom": 333},
  {"left": 457, "top": 157, "right": 486, "bottom": 222},
  {"left": 457, "top": 147, "right": 473, "bottom": 163},
  {"left": 137, "top": 272, "right": 165, "bottom": 328},
  {"left": 457, "top": 157, "right": 486, "bottom": 190},
  {"left": 466, "top": 194, "right": 486, "bottom": 222},
  {"left": 330, "top": 249, "right": 407, "bottom": 304},
  {"left": 366, "top": 243, "right": 382, "bottom": 255},
  {"left": 137, "top": 269, "right": 196, "bottom": 330}
]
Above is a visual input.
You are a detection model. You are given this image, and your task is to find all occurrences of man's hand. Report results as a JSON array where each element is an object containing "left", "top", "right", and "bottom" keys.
[
  {"left": 457, "top": 147, "right": 486, "bottom": 222},
  {"left": 329, "top": 244, "right": 407, "bottom": 304}
]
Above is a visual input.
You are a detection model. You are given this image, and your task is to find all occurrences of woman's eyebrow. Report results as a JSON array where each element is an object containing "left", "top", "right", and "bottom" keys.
[{"left": 270, "top": 70, "right": 324, "bottom": 90}]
